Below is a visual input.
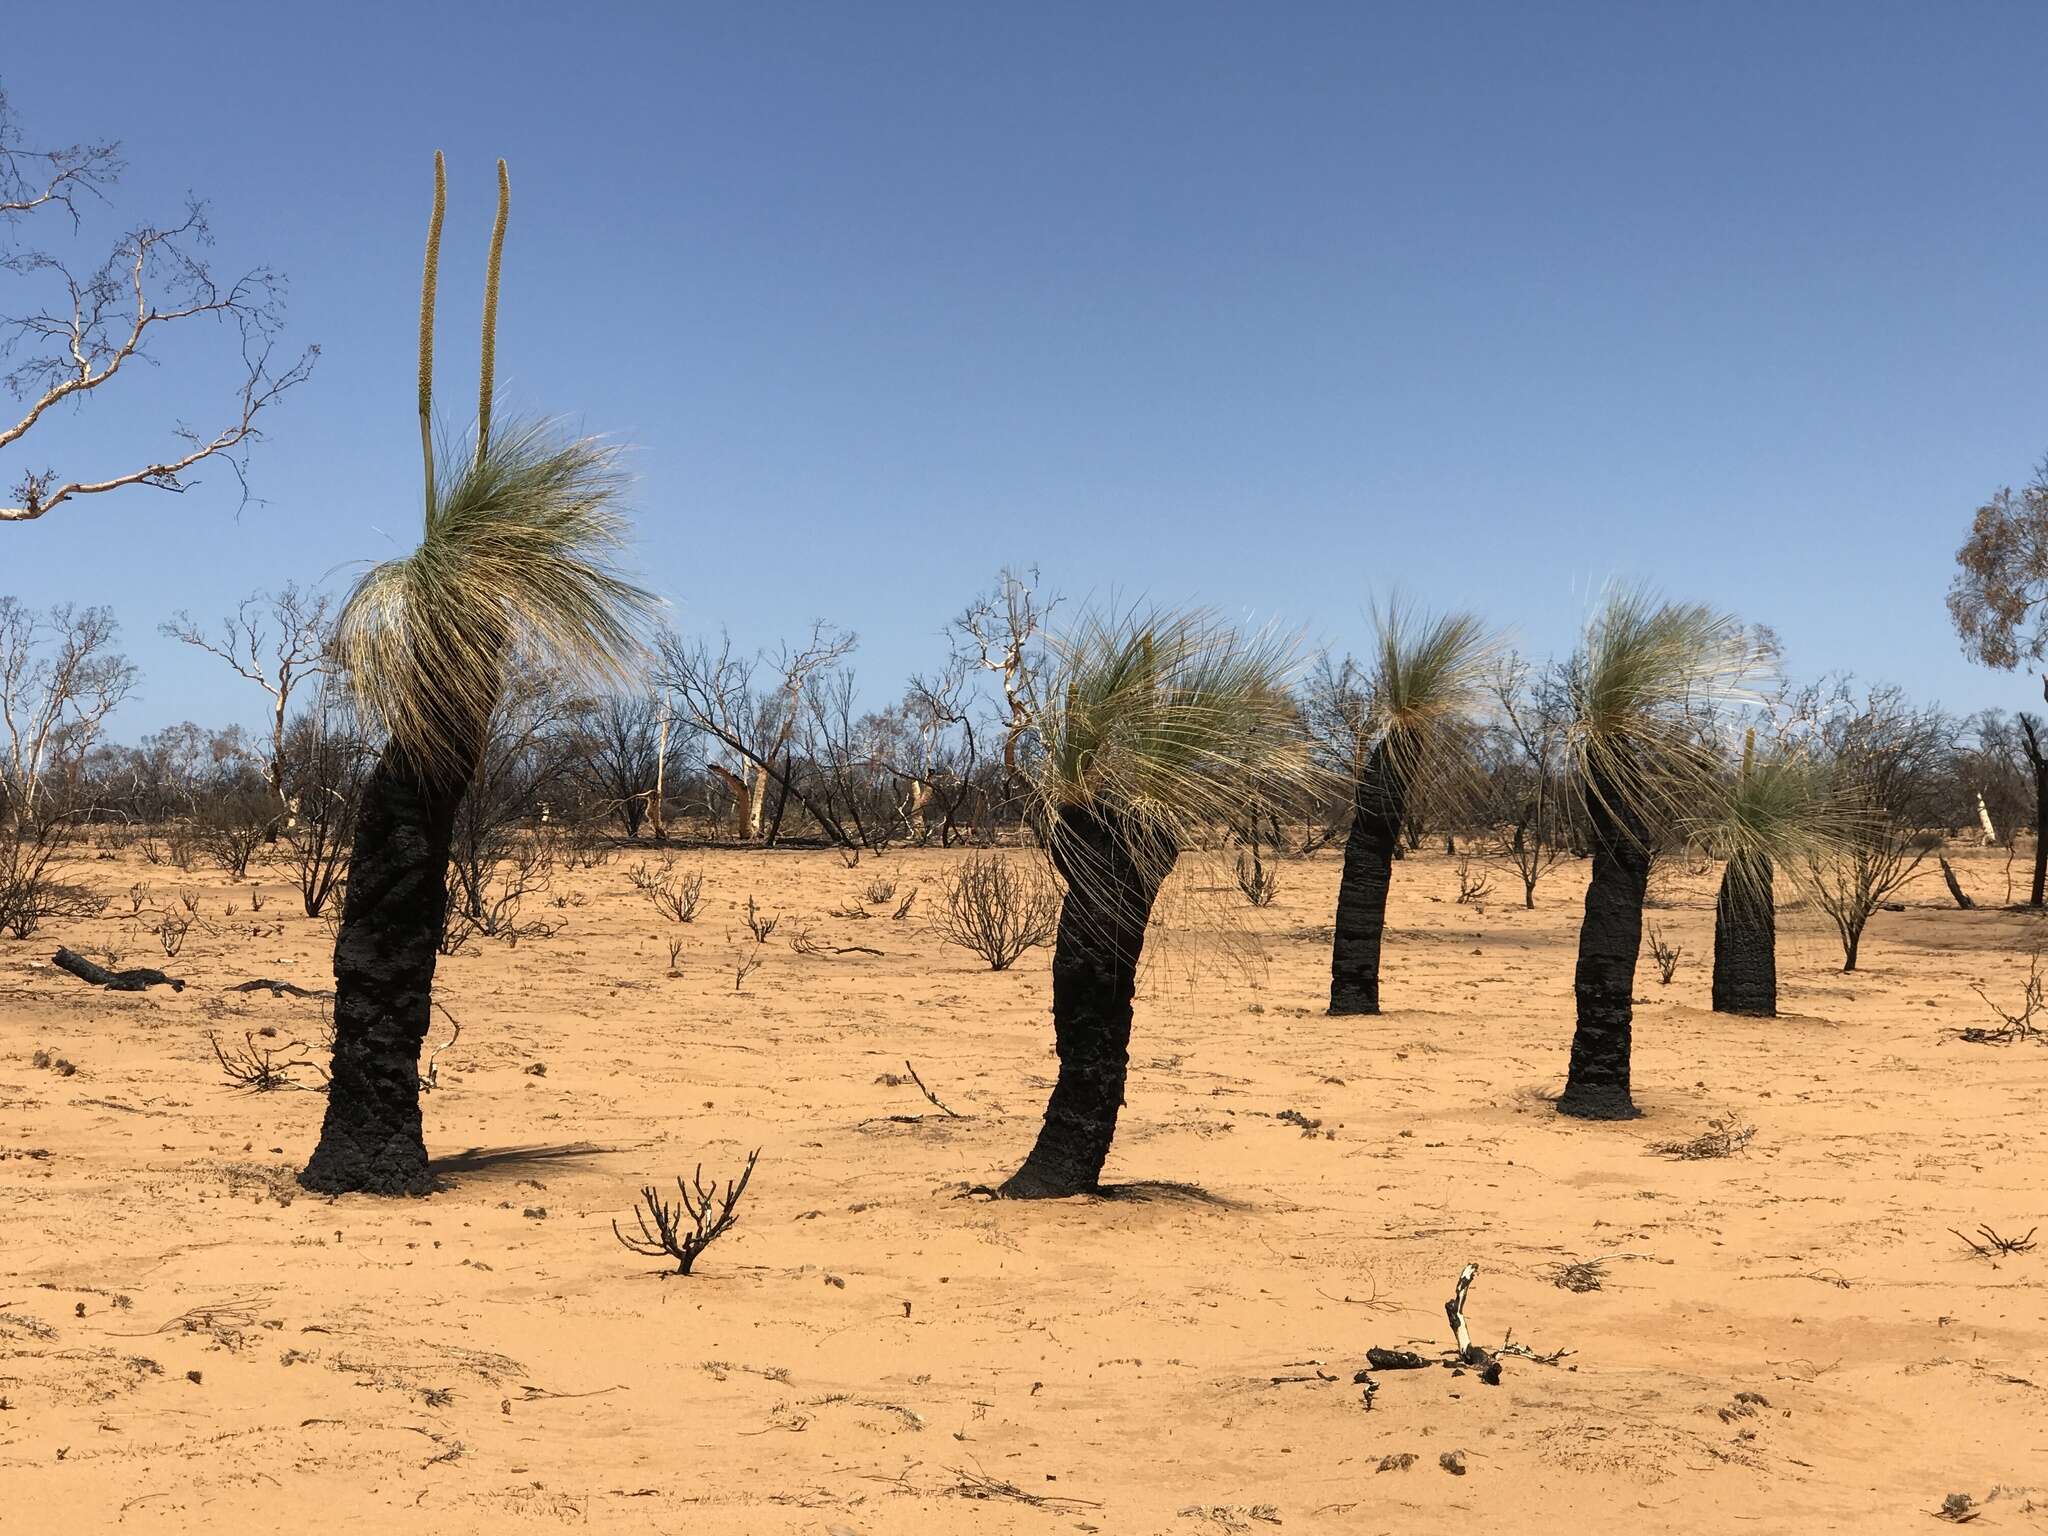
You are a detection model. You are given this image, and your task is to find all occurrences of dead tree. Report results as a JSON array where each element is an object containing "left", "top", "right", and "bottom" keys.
[
  {"left": 951, "top": 568, "right": 1056, "bottom": 808},
  {"left": 658, "top": 623, "right": 859, "bottom": 847},
  {"left": 0, "top": 599, "right": 136, "bottom": 825},
  {"left": 0, "top": 90, "right": 316, "bottom": 523},
  {"left": 160, "top": 585, "right": 332, "bottom": 825}
]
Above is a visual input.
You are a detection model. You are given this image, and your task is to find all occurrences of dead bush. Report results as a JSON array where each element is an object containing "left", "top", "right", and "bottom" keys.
[
  {"left": 933, "top": 851, "right": 1058, "bottom": 971},
  {"left": 629, "top": 855, "right": 703, "bottom": 923},
  {"left": 0, "top": 824, "right": 106, "bottom": 939}
]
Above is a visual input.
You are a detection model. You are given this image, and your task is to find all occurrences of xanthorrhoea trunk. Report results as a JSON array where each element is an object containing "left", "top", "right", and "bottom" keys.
[
  {"left": 1329, "top": 739, "right": 1405, "bottom": 1015},
  {"left": 1558, "top": 766, "right": 1652, "bottom": 1119},
  {"left": 2033, "top": 758, "right": 2048, "bottom": 907},
  {"left": 1711, "top": 852, "right": 1776, "bottom": 1017},
  {"left": 1000, "top": 805, "right": 1173, "bottom": 1198},
  {"left": 300, "top": 740, "right": 473, "bottom": 1195}
]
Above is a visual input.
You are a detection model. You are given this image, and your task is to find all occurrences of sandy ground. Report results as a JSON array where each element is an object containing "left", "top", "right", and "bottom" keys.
[{"left": 2, "top": 840, "right": 2046, "bottom": 1534}]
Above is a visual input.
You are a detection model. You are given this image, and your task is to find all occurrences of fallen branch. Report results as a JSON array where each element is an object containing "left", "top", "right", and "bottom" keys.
[
  {"left": 1443, "top": 1263, "right": 1502, "bottom": 1384},
  {"left": 1939, "top": 857, "right": 1976, "bottom": 910},
  {"left": 421, "top": 1006, "right": 462, "bottom": 1093},
  {"left": 904, "top": 1059, "right": 966, "bottom": 1119},
  {"left": 1951, "top": 1223, "right": 2038, "bottom": 1259},
  {"left": 53, "top": 947, "right": 185, "bottom": 992}
]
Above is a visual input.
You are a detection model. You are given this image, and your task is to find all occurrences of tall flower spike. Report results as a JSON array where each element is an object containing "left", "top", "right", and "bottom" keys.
[
  {"left": 418, "top": 150, "right": 447, "bottom": 520},
  {"left": 477, "top": 158, "right": 510, "bottom": 466}
]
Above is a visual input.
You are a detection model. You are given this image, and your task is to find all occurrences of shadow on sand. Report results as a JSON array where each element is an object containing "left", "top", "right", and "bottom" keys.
[{"left": 429, "top": 1142, "right": 612, "bottom": 1184}]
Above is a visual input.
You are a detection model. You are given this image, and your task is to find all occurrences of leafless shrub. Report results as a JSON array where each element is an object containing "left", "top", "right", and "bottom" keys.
[
  {"left": 742, "top": 895, "right": 780, "bottom": 944},
  {"left": 165, "top": 823, "right": 199, "bottom": 872},
  {"left": 1648, "top": 1114, "right": 1755, "bottom": 1160},
  {"left": 933, "top": 852, "right": 1057, "bottom": 971},
  {"left": 1956, "top": 956, "right": 2048, "bottom": 1044},
  {"left": 892, "top": 887, "right": 918, "bottom": 920},
  {"left": 154, "top": 910, "right": 195, "bottom": 959},
  {"left": 613, "top": 1150, "right": 760, "bottom": 1275},
  {"left": 827, "top": 899, "right": 872, "bottom": 920},
  {"left": 178, "top": 889, "right": 201, "bottom": 915},
  {"left": 0, "top": 824, "right": 106, "bottom": 939},
  {"left": 1646, "top": 925, "right": 1682, "bottom": 985},
  {"left": 443, "top": 839, "right": 558, "bottom": 951},
  {"left": 786, "top": 923, "right": 882, "bottom": 959},
  {"left": 665, "top": 939, "right": 684, "bottom": 975},
  {"left": 1950, "top": 1223, "right": 2037, "bottom": 1258},
  {"left": 196, "top": 795, "right": 269, "bottom": 880},
  {"left": 249, "top": 889, "right": 267, "bottom": 913},
  {"left": 1454, "top": 858, "right": 1492, "bottom": 905},
  {"left": 629, "top": 856, "right": 703, "bottom": 923},
  {"left": 123, "top": 883, "right": 150, "bottom": 916},
  {"left": 1234, "top": 848, "right": 1278, "bottom": 907},
  {"left": 732, "top": 944, "right": 764, "bottom": 992},
  {"left": 863, "top": 877, "right": 897, "bottom": 905},
  {"left": 208, "top": 1029, "right": 324, "bottom": 1092}
]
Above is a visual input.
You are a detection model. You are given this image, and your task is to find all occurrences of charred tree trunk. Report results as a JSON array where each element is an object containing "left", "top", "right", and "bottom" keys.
[
  {"left": 1710, "top": 851, "right": 1776, "bottom": 1017},
  {"left": 1329, "top": 739, "right": 1406, "bottom": 1016},
  {"left": 2030, "top": 724, "right": 2048, "bottom": 908},
  {"left": 300, "top": 741, "right": 472, "bottom": 1196},
  {"left": 1939, "top": 857, "right": 1974, "bottom": 910},
  {"left": 1558, "top": 766, "right": 1651, "bottom": 1120},
  {"left": 1000, "top": 806, "right": 1172, "bottom": 1198}
]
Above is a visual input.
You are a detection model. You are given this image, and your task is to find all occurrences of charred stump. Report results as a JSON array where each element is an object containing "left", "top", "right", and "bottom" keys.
[{"left": 1711, "top": 853, "right": 1777, "bottom": 1017}]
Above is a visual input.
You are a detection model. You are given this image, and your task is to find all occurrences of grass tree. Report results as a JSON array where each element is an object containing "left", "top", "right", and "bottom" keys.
[
  {"left": 301, "top": 154, "right": 652, "bottom": 1195},
  {"left": 1557, "top": 590, "right": 1762, "bottom": 1121},
  {"left": 1328, "top": 603, "right": 1492, "bottom": 1015},
  {"left": 1691, "top": 729, "right": 1846, "bottom": 1017},
  {"left": 998, "top": 610, "right": 1321, "bottom": 1198}
]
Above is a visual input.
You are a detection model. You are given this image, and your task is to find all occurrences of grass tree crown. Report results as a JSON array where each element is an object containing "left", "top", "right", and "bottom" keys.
[
  {"left": 1566, "top": 587, "right": 1770, "bottom": 836},
  {"left": 333, "top": 153, "right": 656, "bottom": 779},
  {"left": 1028, "top": 608, "right": 1326, "bottom": 884},
  {"left": 1685, "top": 727, "right": 1864, "bottom": 896},
  {"left": 1360, "top": 599, "right": 1497, "bottom": 802}
]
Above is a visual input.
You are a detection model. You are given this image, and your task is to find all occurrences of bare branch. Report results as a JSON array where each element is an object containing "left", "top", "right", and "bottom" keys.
[{"left": 1, "top": 94, "right": 316, "bottom": 524}]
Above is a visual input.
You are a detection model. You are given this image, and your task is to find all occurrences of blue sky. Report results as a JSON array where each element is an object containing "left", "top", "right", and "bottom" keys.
[{"left": 4, "top": 1, "right": 2045, "bottom": 740}]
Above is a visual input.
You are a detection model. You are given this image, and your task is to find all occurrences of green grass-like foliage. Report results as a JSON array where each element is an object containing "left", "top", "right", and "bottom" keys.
[
  {"left": 1567, "top": 586, "right": 1766, "bottom": 838},
  {"left": 335, "top": 422, "right": 654, "bottom": 778},
  {"left": 1031, "top": 608, "right": 1325, "bottom": 889},
  {"left": 1365, "top": 597, "right": 1496, "bottom": 792},
  {"left": 1688, "top": 727, "right": 1862, "bottom": 901}
]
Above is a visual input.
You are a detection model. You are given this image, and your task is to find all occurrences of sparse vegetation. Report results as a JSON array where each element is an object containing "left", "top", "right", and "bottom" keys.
[
  {"left": 612, "top": 1150, "right": 760, "bottom": 1275},
  {"left": 629, "top": 855, "right": 704, "bottom": 923},
  {"left": 1648, "top": 1114, "right": 1757, "bottom": 1160},
  {"left": 933, "top": 851, "right": 1058, "bottom": 971}
]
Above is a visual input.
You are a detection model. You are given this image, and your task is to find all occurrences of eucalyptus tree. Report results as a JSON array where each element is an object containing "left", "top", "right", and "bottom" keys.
[
  {"left": 1327, "top": 604, "right": 1492, "bottom": 1015},
  {"left": 1557, "top": 590, "right": 1762, "bottom": 1121},
  {"left": 301, "top": 155, "right": 653, "bottom": 1195},
  {"left": 998, "top": 610, "right": 1323, "bottom": 1198},
  {"left": 1949, "top": 461, "right": 2048, "bottom": 902}
]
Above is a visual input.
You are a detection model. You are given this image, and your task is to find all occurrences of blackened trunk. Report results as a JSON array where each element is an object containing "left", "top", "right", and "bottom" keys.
[
  {"left": 300, "top": 743, "right": 470, "bottom": 1195},
  {"left": 1330, "top": 740, "right": 1406, "bottom": 1015},
  {"left": 1710, "top": 852, "right": 1776, "bottom": 1017},
  {"left": 2034, "top": 763, "right": 2047, "bottom": 907},
  {"left": 1558, "top": 768, "right": 1651, "bottom": 1119},
  {"left": 1000, "top": 805, "right": 1172, "bottom": 1198}
]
